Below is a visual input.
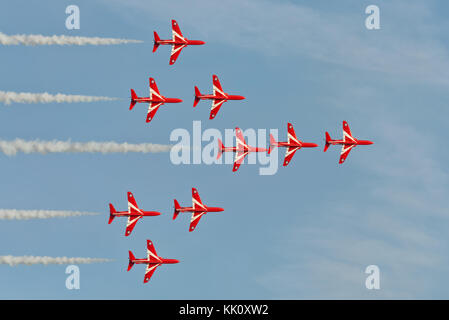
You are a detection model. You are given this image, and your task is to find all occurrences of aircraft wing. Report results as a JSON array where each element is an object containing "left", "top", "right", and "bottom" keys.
[
  {"left": 147, "top": 239, "right": 162, "bottom": 263},
  {"left": 287, "top": 123, "right": 302, "bottom": 146},
  {"left": 283, "top": 146, "right": 300, "bottom": 166},
  {"left": 189, "top": 211, "right": 206, "bottom": 232},
  {"left": 339, "top": 144, "right": 355, "bottom": 164},
  {"left": 235, "top": 127, "right": 248, "bottom": 149},
  {"left": 146, "top": 102, "right": 163, "bottom": 123},
  {"left": 212, "top": 75, "right": 226, "bottom": 98},
  {"left": 192, "top": 188, "right": 206, "bottom": 211},
  {"left": 209, "top": 99, "right": 226, "bottom": 119},
  {"left": 127, "top": 192, "right": 141, "bottom": 214},
  {"left": 171, "top": 20, "right": 185, "bottom": 42},
  {"left": 125, "top": 215, "right": 142, "bottom": 236},
  {"left": 233, "top": 150, "right": 249, "bottom": 172},
  {"left": 149, "top": 78, "right": 162, "bottom": 100},
  {"left": 342, "top": 121, "right": 356, "bottom": 143},
  {"left": 170, "top": 44, "right": 187, "bottom": 65},
  {"left": 143, "top": 263, "right": 161, "bottom": 283}
]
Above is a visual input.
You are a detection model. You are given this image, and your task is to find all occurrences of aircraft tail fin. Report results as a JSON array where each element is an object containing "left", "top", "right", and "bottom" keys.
[
  {"left": 130, "top": 89, "right": 138, "bottom": 110},
  {"left": 108, "top": 204, "right": 116, "bottom": 224},
  {"left": 268, "top": 133, "right": 277, "bottom": 154},
  {"left": 173, "top": 199, "right": 181, "bottom": 220},
  {"left": 193, "top": 86, "right": 201, "bottom": 107},
  {"left": 217, "top": 138, "right": 224, "bottom": 160},
  {"left": 324, "top": 132, "right": 331, "bottom": 152},
  {"left": 127, "top": 251, "right": 135, "bottom": 271},
  {"left": 153, "top": 31, "right": 160, "bottom": 52}
]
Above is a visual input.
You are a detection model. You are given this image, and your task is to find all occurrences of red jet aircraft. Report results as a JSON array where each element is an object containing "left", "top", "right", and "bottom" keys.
[
  {"left": 128, "top": 239, "right": 179, "bottom": 283},
  {"left": 324, "top": 120, "right": 374, "bottom": 164},
  {"left": 194, "top": 75, "right": 245, "bottom": 119},
  {"left": 129, "top": 78, "right": 182, "bottom": 122},
  {"left": 217, "top": 127, "right": 268, "bottom": 172},
  {"left": 153, "top": 19, "right": 205, "bottom": 65},
  {"left": 130, "top": 77, "right": 183, "bottom": 124},
  {"left": 269, "top": 123, "right": 318, "bottom": 166},
  {"left": 173, "top": 188, "right": 224, "bottom": 232},
  {"left": 108, "top": 192, "right": 161, "bottom": 236}
]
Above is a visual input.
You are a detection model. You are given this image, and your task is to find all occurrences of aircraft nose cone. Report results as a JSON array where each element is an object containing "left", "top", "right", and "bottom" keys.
[
  {"left": 174, "top": 98, "right": 183, "bottom": 103},
  {"left": 199, "top": 41, "right": 206, "bottom": 45},
  {"left": 174, "top": 259, "right": 180, "bottom": 264},
  {"left": 311, "top": 143, "right": 319, "bottom": 148},
  {"left": 368, "top": 141, "right": 374, "bottom": 145},
  {"left": 237, "top": 95, "right": 245, "bottom": 100}
]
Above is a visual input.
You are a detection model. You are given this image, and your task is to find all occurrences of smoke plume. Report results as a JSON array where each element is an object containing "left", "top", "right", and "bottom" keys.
[
  {"left": 0, "top": 32, "right": 143, "bottom": 46},
  {"left": 0, "top": 91, "right": 118, "bottom": 105},
  {"left": 0, "top": 139, "right": 174, "bottom": 156},
  {"left": 0, "top": 256, "right": 112, "bottom": 266},
  {"left": 0, "top": 209, "right": 99, "bottom": 220}
]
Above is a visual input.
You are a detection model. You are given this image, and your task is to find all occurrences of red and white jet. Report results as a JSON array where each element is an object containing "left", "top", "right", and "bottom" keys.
[
  {"left": 324, "top": 120, "right": 374, "bottom": 164},
  {"left": 194, "top": 75, "right": 245, "bottom": 119},
  {"left": 130, "top": 77, "right": 183, "bottom": 123},
  {"left": 128, "top": 239, "right": 179, "bottom": 284},
  {"left": 173, "top": 188, "right": 224, "bottom": 232},
  {"left": 108, "top": 192, "right": 161, "bottom": 236},
  {"left": 153, "top": 19, "right": 205, "bottom": 65},
  {"left": 217, "top": 127, "right": 268, "bottom": 172},
  {"left": 268, "top": 123, "right": 318, "bottom": 166}
]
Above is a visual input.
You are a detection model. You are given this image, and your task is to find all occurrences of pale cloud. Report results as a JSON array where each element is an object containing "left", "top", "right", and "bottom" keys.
[
  {"left": 104, "top": 0, "right": 449, "bottom": 298},
  {"left": 107, "top": 0, "right": 449, "bottom": 85},
  {"left": 256, "top": 115, "right": 449, "bottom": 298}
]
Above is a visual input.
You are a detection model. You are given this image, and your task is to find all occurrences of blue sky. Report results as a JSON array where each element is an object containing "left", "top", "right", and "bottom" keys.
[{"left": 1, "top": 0, "right": 449, "bottom": 299}]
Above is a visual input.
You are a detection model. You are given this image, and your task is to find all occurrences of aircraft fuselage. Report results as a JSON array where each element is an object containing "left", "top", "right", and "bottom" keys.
[
  {"left": 197, "top": 94, "right": 245, "bottom": 101},
  {"left": 274, "top": 141, "right": 319, "bottom": 148},
  {"left": 176, "top": 206, "right": 224, "bottom": 213},
  {"left": 131, "top": 258, "right": 179, "bottom": 265},
  {"left": 328, "top": 139, "right": 373, "bottom": 146},
  {"left": 112, "top": 210, "right": 161, "bottom": 218},
  {"left": 156, "top": 39, "right": 205, "bottom": 46},
  {"left": 221, "top": 146, "right": 267, "bottom": 153},
  {"left": 132, "top": 97, "right": 183, "bottom": 104}
]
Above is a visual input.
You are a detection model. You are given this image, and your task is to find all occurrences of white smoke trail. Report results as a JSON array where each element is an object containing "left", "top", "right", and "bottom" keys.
[
  {"left": 0, "top": 209, "right": 99, "bottom": 220},
  {"left": 0, "top": 91, "right": 118, "bottom": 105},
  {"left": 0, "top": 256, "right": 112, "bottom": 266},
  {"left": 0, "top": 32, "right": 143, "bottom": 46},
  {"left": 0, "top": 139, "right": 175, "bottom": 156}
]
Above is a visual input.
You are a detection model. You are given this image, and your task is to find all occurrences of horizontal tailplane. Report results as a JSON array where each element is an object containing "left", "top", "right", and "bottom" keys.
[
  {"left": 173, "top": 199, "right": 181, "bottom": 220},
  {"left": 130, "top": 89, "right": 138, "bottom": 110},
  {"left": 268, "top": 134, "right": 277, "bottom": 154},
  {"left": 193, "top": 86, "right": 201, "bottom": 107},
  {"left": 217, "top": 138, "right": 224, "bottom": 160},
  {"left": 324, "top": 132, "right": 331, "bottom": 152},
  {"left": 128, "top": 251, "right": 135, "bottom": 271},
  {"left": 108, "top": 204, "right": 116, "bottom": 224},
  {"left": 153, "top": 31, "right": 160, "bottom": 52}
]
